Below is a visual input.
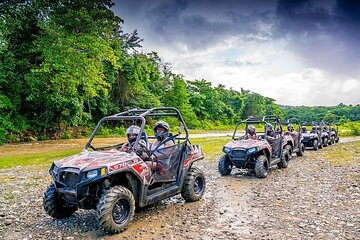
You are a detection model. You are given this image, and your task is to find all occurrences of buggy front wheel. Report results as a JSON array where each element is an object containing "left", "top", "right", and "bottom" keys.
[{"left": 181, "top": 168, "right": 206, "bottom": 202}]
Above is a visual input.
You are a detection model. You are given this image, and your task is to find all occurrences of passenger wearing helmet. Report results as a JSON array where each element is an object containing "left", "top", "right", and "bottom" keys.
[
  {"left": 287, "top": 124, "right": 294, "bottom": 132},
  {"left": 310, "top": 126, "right": 317, "bottom": 133},
  {"left": 146, "top": 121, "right": 175, "bottom": 170},
  {"left": 245, "top": 125, "right": 258, "bottom": 140},
  {"left": 121, "top": 125, "right": 147, "bottom": 152}
]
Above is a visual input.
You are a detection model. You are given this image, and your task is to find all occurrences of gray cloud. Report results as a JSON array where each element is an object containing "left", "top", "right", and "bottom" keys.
[
  {"left": 137, "top": 0, "right": 275, "bottom": 50},
  {"left": 274, "top": 0, "right": 360, "bottom": 77}
]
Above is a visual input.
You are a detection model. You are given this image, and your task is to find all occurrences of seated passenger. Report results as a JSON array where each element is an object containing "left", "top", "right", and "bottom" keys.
[
  {"left": 265, "top": 123, "right": 276, "bottom": 140},
  {"left": 244, "top": 125, "right": 258, "bottom": 140},
  {"left": 301, "top": 126, "right": 307, "bottom": 133},
  {"left": 121, "top": 125, "right": 147, "bottom": 152},
  {"left": 146, "top": 121, "right": 175, "bottom": 170},
  {"left": 310, "top": 126, "right": 317, "bottom": 133},
  {"left": 287, "top": 123, "right": 297, "bottom": 135}
]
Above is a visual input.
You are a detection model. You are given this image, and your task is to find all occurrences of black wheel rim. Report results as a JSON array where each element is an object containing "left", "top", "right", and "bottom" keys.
[
  {"left": 194, "top": 176, "right": 204, "bottom": 195},
  {"left": 112, "top": 198, "right": 130, "bottom": 225}
]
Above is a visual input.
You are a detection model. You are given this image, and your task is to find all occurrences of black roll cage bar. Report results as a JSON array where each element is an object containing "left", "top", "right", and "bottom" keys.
[{"left": 85, "top": 107, "right": 189, "bottom": 150}]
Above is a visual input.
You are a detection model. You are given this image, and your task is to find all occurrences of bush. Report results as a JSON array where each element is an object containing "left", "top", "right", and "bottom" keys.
[{"left": 349, "top": 122, "right": 360, "bottom": 136}]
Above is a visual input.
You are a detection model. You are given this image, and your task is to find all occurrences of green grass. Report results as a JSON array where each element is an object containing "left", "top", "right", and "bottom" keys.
[
  {"left": 0, "top": 149, "right": 80, "bottom": 168},
  {"left": 322, "top": 141, "right": 360, "bottom": 166},
  {"left": 192, "top": 137, "right": 230, "bottom": 159}
]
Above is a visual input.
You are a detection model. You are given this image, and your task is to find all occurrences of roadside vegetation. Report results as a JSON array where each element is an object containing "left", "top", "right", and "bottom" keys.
[{"left": 1, "top": 0, "right": 359, "bottom": 145}]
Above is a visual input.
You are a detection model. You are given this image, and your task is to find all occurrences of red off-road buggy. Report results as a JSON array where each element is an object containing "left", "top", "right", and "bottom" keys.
[{"left": 43, "top": 107, "right": 206, "bottom": 233}]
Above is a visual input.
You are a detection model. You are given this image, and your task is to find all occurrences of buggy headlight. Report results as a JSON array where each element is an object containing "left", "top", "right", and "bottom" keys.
[
  {"left": 247, "top": 147, "right": 257, "bottom": 154},
  {"left": 223, "top": 147, "right": 231, "bottom": 154},
  {"left": 86, "top": 169, "right": 99, "bottom": 179},
  {"left": 86, "top": 167, "right": 106, "bottom": 179}
]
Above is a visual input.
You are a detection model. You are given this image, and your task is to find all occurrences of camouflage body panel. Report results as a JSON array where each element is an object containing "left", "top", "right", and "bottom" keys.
[
  {"left": 184, "top": 144, "right": 204, "bottom": 168},
  {"left": 56, "top": 149, "right": 152, "bottom": 184},
  {"left": 282, "top": 134, "right": 294, "bottom": 147}
]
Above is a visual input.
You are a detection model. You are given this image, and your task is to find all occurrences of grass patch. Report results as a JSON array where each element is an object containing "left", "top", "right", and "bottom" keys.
[
  {"left": 191, "top": 137, "right": 230, "bottom": 159},
  {"left": 322, "top": 141, "right": 360, "bottom": 166},
  {"left": 3, "top": 193, "right": 15, "bottom": 200},
  {"left": 0, "top": 149, "right": 80, "bottom": 168}
]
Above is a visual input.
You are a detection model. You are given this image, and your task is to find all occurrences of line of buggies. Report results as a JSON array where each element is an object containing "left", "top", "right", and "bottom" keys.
[
  {"left": 219, "top": 115, "right": 340, "bottom": 178},
  {"left": 43, "top": 108, "right": 340, "bottom": 234}
]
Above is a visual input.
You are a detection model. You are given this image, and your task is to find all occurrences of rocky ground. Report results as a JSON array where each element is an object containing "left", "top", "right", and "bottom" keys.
[{"left": 0, "top": 139, "right": 359, "bottom": 240}]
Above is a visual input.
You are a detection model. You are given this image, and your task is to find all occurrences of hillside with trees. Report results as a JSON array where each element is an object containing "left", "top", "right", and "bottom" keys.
[{"left": 0, "top": 0, "right": 358, "bottom": 144}]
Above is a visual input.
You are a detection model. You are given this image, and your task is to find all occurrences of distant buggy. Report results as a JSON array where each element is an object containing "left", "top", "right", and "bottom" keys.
[
  {"left": 301, "top": 122, "right": 323, "bottom": 150},
  {"left": 43, "top": 107, "right": 206, "bottom": 233},
  {"left": 218, "top": 116, "right": 291, "bottom": 178}
]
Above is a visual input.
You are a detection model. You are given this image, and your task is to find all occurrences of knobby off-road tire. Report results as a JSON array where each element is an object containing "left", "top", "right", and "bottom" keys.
[
  {"left": 285, "top": 145, "right": 293, "bottom": 160},
  {"left": 43, "top": 184, "right": 77, "bottom": 218},
  {"left": 313, "top": 139, "right": 319, "bottom": 150},
  {"left": 278, "top": 148, "right": 290, "bottom": 169},
  {"left": 181, "top": 167, "right": 206, "bottom": 202},
  {"left": 255, "top": 155, "right": 269, "bottom": 178},
  {"left": 97, "top": 185, "right": 135, "bottom": 234},
  {"left": 323, "top": 137, "right": 328, "bottom": 147},
  {"left": 218, "top": 155, "right": 232, "bottom": 176},
  {"left": 296, "top": 143, "right": 305, "bottom": 156}
]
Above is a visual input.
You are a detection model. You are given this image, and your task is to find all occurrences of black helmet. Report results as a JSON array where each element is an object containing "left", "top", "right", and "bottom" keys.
[
  {"left": 126, "top": 125, "right": 140, "bottom": 143},
  {"left": 248, "top": 125, "right": 256, "bottom": 136},
  {"left": 287, "top": 123, "right": 293, "bottom": 131},
  {"left": 154, "top": 121, "right": 170, "bottom": 141},
  {"left": 301, "top": 126, "right": 307, "bottom": 132}
]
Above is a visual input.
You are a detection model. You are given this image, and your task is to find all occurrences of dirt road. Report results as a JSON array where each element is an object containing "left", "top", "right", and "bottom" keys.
[{"left": 0, "top": 138, "right": 359, "bottom": 240}]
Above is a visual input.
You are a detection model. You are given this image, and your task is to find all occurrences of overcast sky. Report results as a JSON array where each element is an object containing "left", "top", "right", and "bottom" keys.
[{"left": 112, "top": 0, "right": 360, "bottom": 106}]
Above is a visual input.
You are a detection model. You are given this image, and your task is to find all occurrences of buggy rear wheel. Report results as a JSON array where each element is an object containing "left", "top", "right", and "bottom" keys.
[
  {"left": 255, "top": 155, "right": 269, "bottom": 178},
  {"left": 313, "top": 139, "right": 319, "bottom": 150},
  {"left": 285, "top": 145, "right": 292, "bottom": 160},
  {"left": 218, "top": 155, "right": 232, "bottom": 176},
  {"left": 97, "top": 185, "right": 135, "bottom": 234},
  {"left": 296, "top": 143, "right": 305, "bottom": 156},
  {"left": 278, "top": 148, "right": 290, "bottom": 169},
  {"left": 43, "top": 184, "right": 77, "bottom": 218},
  {"left": 323, "top": 137, "right": 328, "bottom": 147},
  {"left": 181, "top": 168, "right": 206, "bottom": 202}
]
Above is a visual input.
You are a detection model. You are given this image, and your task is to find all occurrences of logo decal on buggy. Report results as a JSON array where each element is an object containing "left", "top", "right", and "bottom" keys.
[{"left": 109, "top": 160, "right": 134, "bottom": 172}]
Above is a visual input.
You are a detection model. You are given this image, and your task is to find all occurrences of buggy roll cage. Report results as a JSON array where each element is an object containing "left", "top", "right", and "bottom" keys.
[
  {"left": 279, "top": 118, "right": 301, "bottom": 132},
  {"left": 232, "top": 115, "right": 282, "bottom": 140},
  {"left": 85, "top": 107, "right": 189, "bottom": 150}
]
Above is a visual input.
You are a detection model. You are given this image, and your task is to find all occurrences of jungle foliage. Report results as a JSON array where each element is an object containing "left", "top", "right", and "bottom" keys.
[{"left": 0, "top": 1, "right": 358, "bottom": 144}]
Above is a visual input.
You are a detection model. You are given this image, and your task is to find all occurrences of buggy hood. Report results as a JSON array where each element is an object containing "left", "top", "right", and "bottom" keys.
[
  {"left": 57, "top": 149, "right": 139, "bottom": 171},
  {"left": 225, "top": 139, "right": 267, "bottom": 149}
]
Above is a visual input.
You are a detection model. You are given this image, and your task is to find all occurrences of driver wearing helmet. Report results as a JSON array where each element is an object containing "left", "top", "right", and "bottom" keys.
[
  {"left": 245, "top": 125, "right": 258, "bottom": 140},
  {"left": 121, "top": 125, "right": 147, "bottom": 152}
]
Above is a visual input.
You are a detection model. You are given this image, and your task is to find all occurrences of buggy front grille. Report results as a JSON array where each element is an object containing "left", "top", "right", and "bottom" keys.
[
  {"left": 232, "top": 150, "right": 246, "bottom": 158},
  {"left": 60, "top": 171, "right": 79, "bottom": 188}
]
